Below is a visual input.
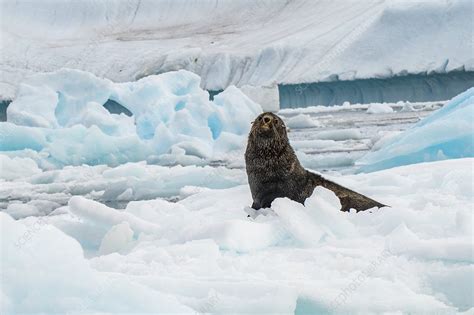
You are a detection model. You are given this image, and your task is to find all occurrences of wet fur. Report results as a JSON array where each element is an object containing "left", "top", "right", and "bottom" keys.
[{"left": 245, "top": 112, "right": 386, "bottom": 212}]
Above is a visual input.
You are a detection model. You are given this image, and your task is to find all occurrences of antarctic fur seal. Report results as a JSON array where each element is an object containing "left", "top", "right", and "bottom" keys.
[{"left": 245, "top": 112, "right": 385, "bottom": 212}]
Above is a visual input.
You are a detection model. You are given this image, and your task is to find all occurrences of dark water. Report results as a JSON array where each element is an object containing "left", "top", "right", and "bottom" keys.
[
  {"left": 103, "top": 99, "right": 133, "bottom": 116},
  {"left": 0, "top": 100, "right": 11, "bottom": 121},
  {"left": 208, "top": 90, "right": 223, "bottom": 101},
  {"left": 279, "top": 71, "right": 474, "bottom": 108}
]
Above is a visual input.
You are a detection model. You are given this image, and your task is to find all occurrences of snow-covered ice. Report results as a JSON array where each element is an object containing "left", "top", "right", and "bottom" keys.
[
  {"left": 359, "top": 87, "right": 474, "bottom": 172},
  {"left": 1, "top": 158, "right": 473, "bottom": 314}
]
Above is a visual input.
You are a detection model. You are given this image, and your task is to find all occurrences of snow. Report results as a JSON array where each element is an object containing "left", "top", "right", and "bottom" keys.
[
  {"left": 1, "top": 158, "right": 473, "bottom": 314},
  {"left": 358, "top": 87, "right": 474, "bottom": 172},
  {"left": 2, "top": 0, "right": 472, "bottom": 99},
  {"left": 1, "top": 69, "right": 261, "bottom": 168}
]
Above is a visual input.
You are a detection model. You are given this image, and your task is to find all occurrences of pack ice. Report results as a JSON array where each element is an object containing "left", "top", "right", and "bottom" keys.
[{"left": 2, "top": 69, "right": 261, "bottom": 168}]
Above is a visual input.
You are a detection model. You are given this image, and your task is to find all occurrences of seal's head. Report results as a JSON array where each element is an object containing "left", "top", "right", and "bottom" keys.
[
  {"left": 250, "top": 112, "right": 287, "bottom": 137},
  {"left": 248, "top": 112, "right": 289, "bottom": 151}
]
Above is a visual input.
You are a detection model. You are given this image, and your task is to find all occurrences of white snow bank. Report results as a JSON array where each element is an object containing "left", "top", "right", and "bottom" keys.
[
  {"left": 1, "top": 69, "right": 261, "bottom": 168},
  {"left": 2, "top": 158, "right": 473, "bottom": 313},
  {"left": 358, "top": 87, "right": 474, "bottom": 172},
  {"left": 1, "top": 0, "right": 472, "bottom": 98}
]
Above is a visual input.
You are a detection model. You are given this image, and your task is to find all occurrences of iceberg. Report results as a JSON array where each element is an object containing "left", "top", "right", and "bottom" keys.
[
  {"left": 358, "top": 88, "right": 474, "bottom": 172},
  {"left": 1, "top": 69, "right": 261, "bottom": 168}
]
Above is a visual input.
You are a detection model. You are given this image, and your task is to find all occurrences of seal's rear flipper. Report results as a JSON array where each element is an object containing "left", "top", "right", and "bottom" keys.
[
  {"left": 337, "top": 193, "right": 386, "bottom": 212},
  {"left": 316, "top": 176, "right": 386, "bottom": 212}
]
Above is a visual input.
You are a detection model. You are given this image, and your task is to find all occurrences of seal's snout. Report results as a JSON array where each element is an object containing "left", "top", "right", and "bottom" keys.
[
  {"left": 260, "top": 114, "right": 273, "bottom": 129},
  {"left": 251, "top": 112, "right": 283, "bottom": 137}
]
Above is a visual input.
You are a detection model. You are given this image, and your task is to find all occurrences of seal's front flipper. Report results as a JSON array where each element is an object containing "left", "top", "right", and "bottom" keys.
[
  {"left": 244, "top": 206, "right": 259, "bottom": 219},
  {"left": 251, "top": 201, "right": 261, "bottom": 210}
]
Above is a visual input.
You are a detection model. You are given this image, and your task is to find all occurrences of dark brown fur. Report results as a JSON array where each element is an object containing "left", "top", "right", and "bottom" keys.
[{"left": 245, "top": 112, "right": 385, "bottom": 212}]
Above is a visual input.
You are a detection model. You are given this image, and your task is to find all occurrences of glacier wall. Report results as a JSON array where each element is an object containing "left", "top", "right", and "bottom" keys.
[
  {"left": 279, "top": 71, "right": 474, "bottom": 108},
  {"left": 1, "top": 0, "right": 472, "bottom": 99}
]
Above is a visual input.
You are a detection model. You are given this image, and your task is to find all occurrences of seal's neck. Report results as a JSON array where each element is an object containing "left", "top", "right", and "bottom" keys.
[{"left": 249, "top": 133, "right": 288, "bottom": 157}]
